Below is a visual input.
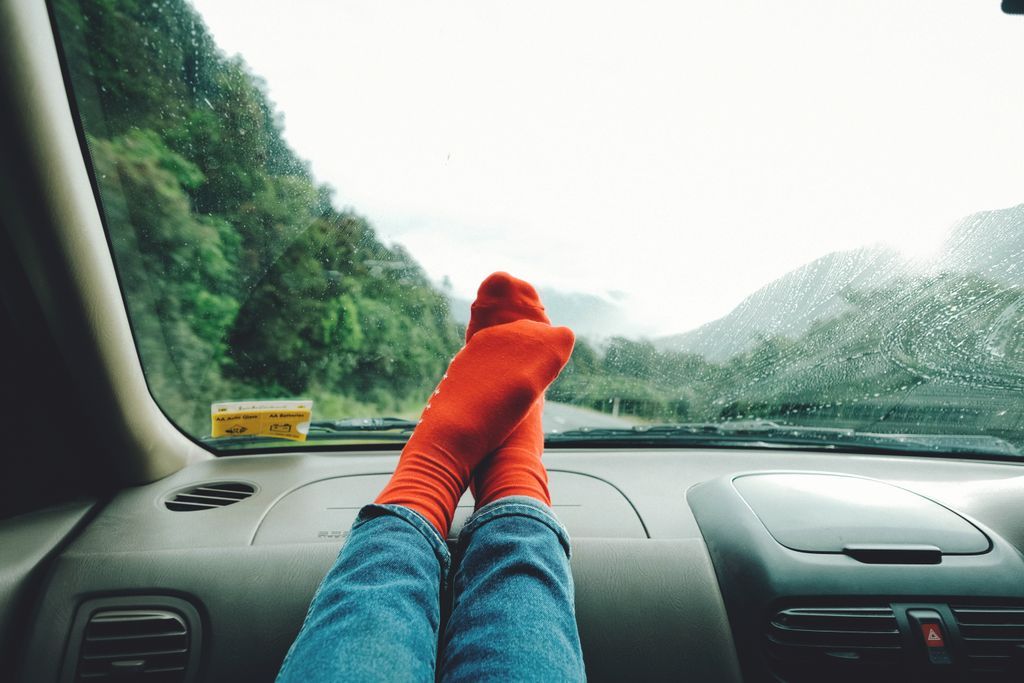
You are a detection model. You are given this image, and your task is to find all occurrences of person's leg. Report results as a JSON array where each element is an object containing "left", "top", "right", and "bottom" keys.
[
  {"left": 276, "top": 504, "right": 448, "bottom": 683},
  {"left": 440, "top": 497, "right": 586, "bottom": 682},
  {"left": 278, "top": 273, "right": 574, "bottom": 682},
  {"left": 437, "top": 272, "right": 584, "bottom": 680}
]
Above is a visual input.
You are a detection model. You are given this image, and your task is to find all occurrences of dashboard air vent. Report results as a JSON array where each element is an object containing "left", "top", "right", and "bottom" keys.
[
  {"left": 951, "top": 605, "right": 1024, "bottom": 681},
  {"left": 766, "top": 606, "right": 904, "bottom": 682},
  {"left": 165, "top": 481, "right": 255, "bottom": 511},
  {"left": 76, "top": 609, "right": 189, "bottom": 682}
]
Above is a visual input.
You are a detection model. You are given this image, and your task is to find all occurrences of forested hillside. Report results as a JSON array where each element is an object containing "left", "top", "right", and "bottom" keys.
[{"left": 52, "top": 0, "right": 464, "bottom": 433}]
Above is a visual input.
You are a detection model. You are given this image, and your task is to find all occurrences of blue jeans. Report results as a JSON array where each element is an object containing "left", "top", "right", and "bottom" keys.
[{"left": 276, "top": 496, "right": 586, "bottom": 682}]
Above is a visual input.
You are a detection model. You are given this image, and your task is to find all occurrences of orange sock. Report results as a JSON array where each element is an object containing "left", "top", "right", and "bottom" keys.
[
  {"left": 375, "top": 317, "right": 574, "bottom": 536},
  {"left": 471, "top": 399, "right": 549, "bottom": 507},
  {"left": 466, "top": 273, "right": 556, "bottom": 508},
  {"left": 465, "top": 271, "right": 551, "bottom": 339}
]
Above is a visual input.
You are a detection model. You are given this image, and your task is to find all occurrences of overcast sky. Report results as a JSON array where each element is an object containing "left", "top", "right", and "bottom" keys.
[{"left": 189, "top": 0, "right": 1023, "bottom": 337}]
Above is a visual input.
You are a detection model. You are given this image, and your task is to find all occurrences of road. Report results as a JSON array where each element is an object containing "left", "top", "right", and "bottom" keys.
[{"left": 543, "top": 401, "right": 636, "bottom": 432}]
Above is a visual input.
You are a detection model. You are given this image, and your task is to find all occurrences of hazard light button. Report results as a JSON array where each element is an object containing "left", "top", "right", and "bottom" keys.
[
  {"left": 921, "top": 622, "right": 945, "bottom": 648},
  {"left": 908, "top": 609, "right": 953, "bottom": 667}
]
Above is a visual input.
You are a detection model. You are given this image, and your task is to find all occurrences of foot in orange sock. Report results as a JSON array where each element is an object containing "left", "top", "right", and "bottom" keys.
[
  {"left": 466, "top": 273, "right": 557, "bottom": 508},
  {"left": 465, "top": 271, "right": 550, "bottom": 339},
  {"left": 375, "top": 316, "right": 574, "bottom": 536}
]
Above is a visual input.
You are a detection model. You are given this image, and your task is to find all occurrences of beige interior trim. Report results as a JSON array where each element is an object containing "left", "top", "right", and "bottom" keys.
[{"left": 2, "top": 0, "right": 210, "bottom": 481}]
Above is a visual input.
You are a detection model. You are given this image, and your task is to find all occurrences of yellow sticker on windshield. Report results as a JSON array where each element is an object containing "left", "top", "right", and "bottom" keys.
[{"left": 210, "top": 400, "right": 313, "bottom": 441}]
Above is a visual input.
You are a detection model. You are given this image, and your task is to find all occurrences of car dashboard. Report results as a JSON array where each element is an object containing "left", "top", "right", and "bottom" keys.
[{"left": 13, "top": 447, "right": 1024, "bottom": 682}]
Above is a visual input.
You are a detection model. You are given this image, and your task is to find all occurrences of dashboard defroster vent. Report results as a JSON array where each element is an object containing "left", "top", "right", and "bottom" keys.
[
  {"left": 766, "top": 606, "right": 904, "bottom": 682},
  {"left": 951, "top": 605, "right": 1024, "bottom": 681},
  {"left": 164, "top": 481, "right": 255, "bottom": 511},
  {"left": 76, "top": 609, "right": 190, "bottom": 682}
]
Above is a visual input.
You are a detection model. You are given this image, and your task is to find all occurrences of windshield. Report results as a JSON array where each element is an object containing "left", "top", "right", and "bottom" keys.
[{"left": 49, "top": 0, "right": 1024, "bottom": 455}]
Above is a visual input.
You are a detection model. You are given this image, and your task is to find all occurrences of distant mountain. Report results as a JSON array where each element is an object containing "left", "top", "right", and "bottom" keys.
[
  {"left": 656, "top": 247, "right": 905, "bottom": 361},
  {"left": 445, "top": 203, "right": 1024, "bottom": 359},
  {"left": 445, "top": 287, "right": 628, "bottom": 340},
  {"left": 657, "top": 203, "right": 1024, "bottom": 361},
  {"left": 936, "top": 203, "right": 1024, "bottom": 287},
  {"left": 537, "top": 288, "right": 629, "bottom": 339}
]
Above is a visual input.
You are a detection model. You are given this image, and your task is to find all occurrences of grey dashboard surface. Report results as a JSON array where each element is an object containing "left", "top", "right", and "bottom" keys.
[
  {"left": 251, "top": 470, "right": 647, "bottom": 544},
  {"left": 18, "top": 447, "right": 1024, "bottom": 682},
  {"left": 731, "top": 472, "right": 991, "bottom": 554},
  {"left": 0, "top": 500, "right": 95, "bottom": 670}
]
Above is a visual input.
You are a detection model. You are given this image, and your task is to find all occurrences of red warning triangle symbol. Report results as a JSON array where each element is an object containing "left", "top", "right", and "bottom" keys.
[{"left": 921, "top": 623, "right": 945, "bottom": 647}]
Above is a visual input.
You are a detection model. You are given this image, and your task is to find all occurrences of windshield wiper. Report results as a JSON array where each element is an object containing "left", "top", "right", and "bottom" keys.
[
  {"left": 203, "top": 416, "right": 1020, "bottom": 458},
  {"left": 545, "top": 420, "right": 1021, "bottom": 457},
  {"left": 308, "top": 417, "right": 419, "bottom": 433},
  {"left": 201, "top": 417, "right": 418, "bottom": 446}
]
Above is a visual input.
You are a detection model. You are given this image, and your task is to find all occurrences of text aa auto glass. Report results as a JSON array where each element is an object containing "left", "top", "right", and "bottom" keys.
[{"left": 51, "top": 0, "right": 1024, "bottom": 455}]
